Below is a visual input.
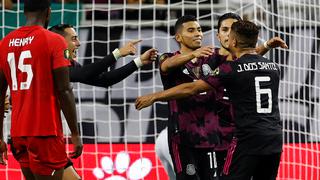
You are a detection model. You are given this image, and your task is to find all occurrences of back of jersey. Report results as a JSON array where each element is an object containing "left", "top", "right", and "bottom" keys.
[
  {"left": 0, "top": 25, "right": 70, "bottom": 137},
  {"left": 226, "top": 54, "right": 281, "bottom": 132}
]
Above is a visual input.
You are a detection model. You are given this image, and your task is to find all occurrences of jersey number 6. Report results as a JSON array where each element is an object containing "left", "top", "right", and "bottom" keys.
[
  {"left": 7, "top": 50, "right": 33, "bottom": 91},
  {"left": 255, "top": 76, "right": 272, "bottom": 113}
]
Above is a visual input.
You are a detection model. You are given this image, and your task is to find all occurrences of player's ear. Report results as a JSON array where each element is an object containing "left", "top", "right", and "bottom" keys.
[
  {"left": 175, "top": 33, "right": 182, "bottom": 43},
  {"left": 232, "top": 38, "right": 237, "bottom": 48},
  {"left": 46, "top": 7, "right": 51, "bottom": 21}
]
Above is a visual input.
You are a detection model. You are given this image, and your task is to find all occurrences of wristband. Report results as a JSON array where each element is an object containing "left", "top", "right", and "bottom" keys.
[
  {"left": 112, "top": 48, "right": 122, "bottom": 60},
  {"left": 134, "top": 57, "right": 143, "bottom": 68}
]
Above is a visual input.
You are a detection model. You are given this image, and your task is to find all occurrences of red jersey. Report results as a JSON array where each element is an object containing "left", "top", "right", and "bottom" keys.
[{"left": 0, "top": 25, "right": 71, "bottom": 137}]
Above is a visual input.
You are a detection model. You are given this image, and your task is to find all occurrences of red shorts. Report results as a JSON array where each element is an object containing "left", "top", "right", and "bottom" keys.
[{"left": 11, "top": 136, "right": 68, "bottom": 176}]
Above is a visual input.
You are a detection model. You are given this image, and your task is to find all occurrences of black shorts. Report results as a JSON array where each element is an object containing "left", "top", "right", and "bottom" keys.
[
  {"left": 169, "top": 138, "right": 227, "bottom": 180},
  {"left": 221, "top": 138, "right": 281, "bottom": 180}
]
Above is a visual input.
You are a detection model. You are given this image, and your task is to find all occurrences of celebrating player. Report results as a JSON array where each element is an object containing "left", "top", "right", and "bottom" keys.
[
  {"left": 0, "top": 1, "right": 82, "bottom": 180},
  {"left": 136, "top": 20, "right": 283, "bottom": 180},
  {"left": 139, "top": 13, "right": 287, "bottom": 180}
]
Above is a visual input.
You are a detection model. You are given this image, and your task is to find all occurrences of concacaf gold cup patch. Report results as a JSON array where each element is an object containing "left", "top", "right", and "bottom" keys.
[
  {"left": 212, "top": 67, "right": 220, "bottom": 76},
  {"left": 64, "top": 49, "right": 70, "bottom": 59}
]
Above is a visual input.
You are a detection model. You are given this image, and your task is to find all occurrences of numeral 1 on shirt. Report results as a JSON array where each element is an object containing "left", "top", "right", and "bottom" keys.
[
  {"left": 255, "top": 76, "right": 272, "bottom": 113},
  {"left": 207, "top": 151, "right": 217, "bottom": 170},
  {"left": 7, "top": 51, "right": 33, "bottom": 90}
]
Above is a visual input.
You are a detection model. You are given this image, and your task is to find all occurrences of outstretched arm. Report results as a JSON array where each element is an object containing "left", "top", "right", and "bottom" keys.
[
  {"left": 70, "top": 53, "right": 117, "bottom": 83},
  {"left": 160, "top": 46, "right": 214, "bottom": 73},
  {"left": 135, "top": 80, "right": 212, "bottom": 110},
  {"left": 82, "top": 61, "right": 138, "bottom": 87},
  {"left": 70, "top": 40, "right": 143, "bottom": 83},
  {"left": 256, "top": 37, "right": 288, "bottom": 55},
  {"left": 77, "top": 48, "right": 158, "bottom": 87}
]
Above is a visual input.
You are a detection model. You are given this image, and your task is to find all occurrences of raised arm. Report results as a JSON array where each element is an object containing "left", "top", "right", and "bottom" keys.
[
  {"left": 69, "top": 40, "right": 143, "bottom": 83},
  {"left": 135, "top": 80, "right": 212, "bottom": 110},
  {"left": 76, "top": 48, "right": 158, "bottom": 87},
  {"left": 53, "top": 67, "right": 82, "bottom": 159},
  {"left": 0, "top": 70, "right": 8, "bottom": 165},
  {"left": 69, "top": 53, "right": 116, "bottom": 82},
  {"left": 256, "top": 37, "right": 288, "bottom": 55},
  {"left": 160, "top": 46, "right": 214, "bottom": 73}
]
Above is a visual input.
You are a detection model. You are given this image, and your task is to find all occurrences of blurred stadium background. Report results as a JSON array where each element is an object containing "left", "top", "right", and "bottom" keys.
[{"left": 0, "top": 0, "right": 320, "bottom": 179}]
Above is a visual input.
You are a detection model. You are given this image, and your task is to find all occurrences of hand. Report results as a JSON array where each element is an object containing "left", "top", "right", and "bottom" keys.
[
  {"left": 0, "top": 140, "right": 7, "bottom": 165},
  {"left": 69, "top": 134, "right": 83, "bottom": 159},
  {"left": 119, "top": 40, "right": 142, "bottom": 57},
  {"left": 135, "top": 94, "right": 156, "bottom": 110},
  {"left": 192, "top": 45, "right": 214, "bottom": 58},
  {"left": 140, "top": 48, "right": 158, "bottom": 65},
  {"left": 266, "top": 37, "right": 288, "bottom": 49}
]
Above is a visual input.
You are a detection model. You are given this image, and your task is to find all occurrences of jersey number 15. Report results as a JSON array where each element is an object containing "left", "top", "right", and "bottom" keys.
[{"left": 7, "top": 51, "right": 33, "bottom": 91}]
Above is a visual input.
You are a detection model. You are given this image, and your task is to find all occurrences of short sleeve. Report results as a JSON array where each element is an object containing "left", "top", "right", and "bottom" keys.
[
  {"left": 159, "top": 52, "right": 174, "bottom": 75},
  {"left": 50, "top": 34, "right": 71, "bottom": 70}
]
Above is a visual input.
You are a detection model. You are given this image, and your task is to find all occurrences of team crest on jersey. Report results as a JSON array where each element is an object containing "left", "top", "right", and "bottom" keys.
[
  {"left": 64, "top": 49, "right": 70, "bottom": 59},
  {"left": 186, "top": 164, "right": 196, "bottom": 175},
  {"left": 202, "top": 64, "right": 212, "bottom": 76},
  {"left": 182, "top": 68, "right": 190, "bottom": 75},
  {"left": 202, "top": 64, "right": 220, "bottom": 76}
]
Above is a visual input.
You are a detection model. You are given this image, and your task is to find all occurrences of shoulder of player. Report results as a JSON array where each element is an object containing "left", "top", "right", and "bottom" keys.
[
  {"left": 70, "top": 60, "right": 81, "bottom": 68},
  {"left": 43, "top": 29, "right": 65, "bottom": 41},
  {"left": 159, "top": 52, "right": 175, "bottom": 62}
]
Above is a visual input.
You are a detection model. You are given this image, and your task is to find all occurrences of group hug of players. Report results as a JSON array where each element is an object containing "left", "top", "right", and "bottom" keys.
[{"left": 0, "top": 0, "right": 288, "bottom": 180}]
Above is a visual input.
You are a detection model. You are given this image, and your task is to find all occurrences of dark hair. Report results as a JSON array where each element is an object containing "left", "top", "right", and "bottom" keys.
[
  {"left": 217, "top": 12, "right": 242, "bottom": 32},
  {"left": 49, "top": 24, "right": 74, "bottom": 37},
  {"left": 231, "top": 20, "right": 259, "bottom": 48},
  {"left": 174, "top": 15, "right": 197, "bottom": 33},
  {"left": 24, "top": 0, "right": 51, "bottom": 13}
]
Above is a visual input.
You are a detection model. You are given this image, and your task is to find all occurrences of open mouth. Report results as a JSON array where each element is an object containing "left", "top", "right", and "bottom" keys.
[{"left": 72, "top": 49, "right": 78, "bottom": 60}]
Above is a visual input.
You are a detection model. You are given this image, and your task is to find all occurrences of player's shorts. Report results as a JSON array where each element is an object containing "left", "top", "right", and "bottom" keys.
[
  {"left": 65, "top": 158, "right": 74, "bottom": 169},
  {"left": 221, "top": 138, "right": 281, "bottom": 180},
  {"left": 11, "top": 136, "right": 68, "bottom": 176},
  {"left": 169, "top": 136, "right": 227, "bottom": 180}
]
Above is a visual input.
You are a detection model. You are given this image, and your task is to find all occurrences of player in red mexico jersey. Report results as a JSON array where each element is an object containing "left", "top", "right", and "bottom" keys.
[{"left": 0, "top": 0, "right": 82, "bottom": 180}]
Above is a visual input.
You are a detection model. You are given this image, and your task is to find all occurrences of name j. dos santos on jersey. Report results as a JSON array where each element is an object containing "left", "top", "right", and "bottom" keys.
[{"left": 237, "top": 62, "right": 278, "bottom": 72}]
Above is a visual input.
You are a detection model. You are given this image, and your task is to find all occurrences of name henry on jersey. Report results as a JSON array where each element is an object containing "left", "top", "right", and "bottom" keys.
[
  {"left": 237, "top": 62, "right": 278, "bottom": 72},
  {"left": 9, "top": 36, "right": 34, "bottom": 47}
]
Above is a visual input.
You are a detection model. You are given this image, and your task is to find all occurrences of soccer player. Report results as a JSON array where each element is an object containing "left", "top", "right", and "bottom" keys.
[
  {"left": 139, "top": 13, "right": 287, "bottom": 180},
  {"left": 0, "top": 1, "right": 82, "bottom": 180},
  {"left": 136, "top": 20, "right": 283, "bottom": 180},
  {"left": 49, "top": 24, "right": 157, "bottom": 88}
]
